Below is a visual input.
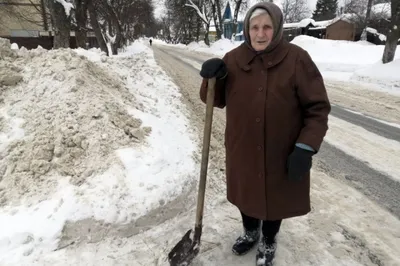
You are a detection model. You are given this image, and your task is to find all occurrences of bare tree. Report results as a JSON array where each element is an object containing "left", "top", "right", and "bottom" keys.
[
  {"left": 87, "top": 0, "right": 108, "bottom": 55},
  {"left": 214, "top": 0, "right": 224, "bottom": 39},
  {"left": 88, "top": 0, "right": 155, "bottom": 54},
  {"left": 281, "top": 0, "right": 311, "bottom": 23},
  {"left": 163, "top": 0, "right": 199, "bottom": 43},
  {"left": 231, "top": 0, "right": 245, "bottom": 41},
  {"left": 186, "top": 0, "right": 213, "bottom": 45},
  {"left": 344, "top": 0, "right": 373, "bottom": 39},
  {"left": 45, "top": 0, "right": 74, "bottom": 48},
  {"left": 74, "top": 0, "right": 88, "bottom": 48},
  {"left": 211, "top": 0, "right": 223, "bottom": 39},
  {"left": 0, "top": 0, "right": 49, "bottom": 30},
  {"left": 382, "top": 0, "right": 400, "bottom": 63}
]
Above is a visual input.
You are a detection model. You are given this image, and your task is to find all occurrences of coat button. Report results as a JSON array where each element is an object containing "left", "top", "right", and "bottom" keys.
[
  {"left": 256, "top": 118, "right": 260, "bottom": 123},
  {"left": 257, "top": 145, "right": 262, "bottom": 150},
  {"left": 258, "top": 87, "right": 263, "bottom": 91},
  {"left": 258, "top": 173, "right": 263, "bottom": 178},
  {"left": 268, "top": 61, "right": 272, "bottom": 66}
]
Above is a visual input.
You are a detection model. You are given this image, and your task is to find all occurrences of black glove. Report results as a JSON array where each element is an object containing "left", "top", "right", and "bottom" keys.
[
  {"left": 200, "top": 58, "right": 227, "bottom": 79},
  {"left": 287, "top": 146, "right": 314, "bottom": 181}
]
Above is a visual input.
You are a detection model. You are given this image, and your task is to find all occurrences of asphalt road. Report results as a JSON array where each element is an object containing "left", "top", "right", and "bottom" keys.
[{"left": 153, "top": 44, "right": 400, "bottom": 219}]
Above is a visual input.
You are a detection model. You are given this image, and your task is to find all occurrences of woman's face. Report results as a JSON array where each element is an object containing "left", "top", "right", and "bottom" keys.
[{"left": 249, "top": 14, "right": 274, "bottom": 51}]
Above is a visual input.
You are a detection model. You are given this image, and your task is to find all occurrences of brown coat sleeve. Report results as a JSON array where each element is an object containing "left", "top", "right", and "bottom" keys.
[
  {"left": 199, "top": 54, "right": 228, "bottom": 109},
  {"left": 295, "top": 50, "right": 331, "bottom": 152}
]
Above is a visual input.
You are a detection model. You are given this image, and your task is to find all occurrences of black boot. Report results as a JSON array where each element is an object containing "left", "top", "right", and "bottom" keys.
[
  {"left": 256, "top": 237, "right": 277, "bottom": 266},
  {"left": 232, "top": 228, "right": 260, "bottom": 255}
]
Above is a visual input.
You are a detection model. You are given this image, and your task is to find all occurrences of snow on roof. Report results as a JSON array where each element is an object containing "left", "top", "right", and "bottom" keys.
[
  {"left": 313, "top": 19, "right": 333, "bottom": 27},
  {"left": 284, "top": 18, "right": 333, "bottom": 29},
  {"left": 325, "top": 13, "right": 358, "bottom": 27},
  {"left": 366, "top": 27, "right": 387, "bottom": 41},
  {"left": 298, "top": 18, "right": 315, "bottom": 27},
  {"left": 366, "top": 27, "right": 378, "bottom": 34},
  {"left": 283, "top": 13, "right": 360, "bottom": 30}
]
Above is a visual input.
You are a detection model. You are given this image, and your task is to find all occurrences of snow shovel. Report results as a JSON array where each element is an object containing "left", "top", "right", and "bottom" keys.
[{"left": 168, "top": 77, "right": 217, "bottom": 266}]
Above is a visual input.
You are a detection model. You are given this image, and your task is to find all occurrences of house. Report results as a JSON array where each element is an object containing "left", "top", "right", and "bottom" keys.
[
  {"left": 0, "top": 0, "right": 98, "bottom": 49},
  {"left": 325, "top": 17, "right": 356, "bottom": 41},
  {"left": 282, "top": 15, "right": 362, "bottom": 42},
  {"left": 221, "top": 1, "right": 245, "bottom": 41},
  {"left": 0, "top": 0, "right": 56, "bottom": 49},
  {"left": 283, "top": 19, "right": 330, "bottom": 41},
  {"left": 0, "top": 0, "right": 47, "bottom": 37}
]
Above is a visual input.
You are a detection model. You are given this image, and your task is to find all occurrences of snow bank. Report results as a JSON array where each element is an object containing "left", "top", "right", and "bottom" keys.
[
  {"left": 352, "top": 59, "right": 400, "bottom": 89},
  {"left": 156, "top": 38, "right": 241, "bottom": 56},
  {"left": 0, "top": 39, "right": 196, "bottom": 262},
  {"left": 291, "top": 35, "right": 386, "bottom": 71},
  {"left": 171, "top": 35, "right": 400, "bottom": 93},
  {"left": 1, "top": 40, "right": 149, "bottom": 204}
]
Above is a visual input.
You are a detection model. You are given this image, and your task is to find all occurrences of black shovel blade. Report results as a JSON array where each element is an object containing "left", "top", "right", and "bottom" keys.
[{"left": 168, "top": 229, "right": 200, "bottom": 266}]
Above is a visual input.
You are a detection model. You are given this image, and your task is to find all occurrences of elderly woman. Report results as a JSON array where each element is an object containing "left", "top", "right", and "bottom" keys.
[{"left": 199, "top": 2, "right": 331, "bottom": 266}]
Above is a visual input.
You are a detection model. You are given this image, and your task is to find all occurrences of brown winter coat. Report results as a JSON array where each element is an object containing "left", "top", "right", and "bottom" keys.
[{"left": 199, "top": 3, "right": 331, "bottom": 220}]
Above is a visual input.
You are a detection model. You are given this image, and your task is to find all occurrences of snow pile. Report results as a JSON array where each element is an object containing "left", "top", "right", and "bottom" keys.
[
  {"left": 1, "top": 40, "right": 148, "bottom": 205},
  {"left": 10, "top": 43, "right": 19, "bottom": 50},
  {"left": 0, "top": 39, "right": 196, "bottom": 262},
  {"left": 208, "top": 38, "right": 241, "bottom": 56},
  {"left": 0, "top": 39, "right": 23, "bottom": 87},
  {"left": 156, "top": 38, "right": 241, "bottom": 56},
  {"left": 186, "top": 39, "right": 240, "bottom": 56},
  {"left": 187, "top": 40, "right": 209, "bottom": 50}
]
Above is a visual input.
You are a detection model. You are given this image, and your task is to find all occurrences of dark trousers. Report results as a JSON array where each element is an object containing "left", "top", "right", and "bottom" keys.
[{"left": 241, "top": 211, "right": 282, "bottom": 244}]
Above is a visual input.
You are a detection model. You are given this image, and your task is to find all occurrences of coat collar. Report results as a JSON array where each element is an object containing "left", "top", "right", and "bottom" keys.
[{"left": 235, "top": 40, "right": 291, "bottom": 71}]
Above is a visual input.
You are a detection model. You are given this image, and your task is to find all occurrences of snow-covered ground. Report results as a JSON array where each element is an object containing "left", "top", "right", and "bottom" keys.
[
  {"left": 154, "top": 36, "right": 400, "bottom": 95},
  {"left": 1, "top": 35, "right": 400, "bottom": 265}
]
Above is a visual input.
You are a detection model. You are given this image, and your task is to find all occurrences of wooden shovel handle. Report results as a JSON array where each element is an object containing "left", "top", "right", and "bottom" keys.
[{"left": 194, "top": 77, "right": 216, "bottom": 242}]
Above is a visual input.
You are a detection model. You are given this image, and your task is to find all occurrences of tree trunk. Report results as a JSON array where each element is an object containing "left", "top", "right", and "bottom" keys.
[
  {"left": 188, "top": 15, "right": 192, "bottom": 41},
  {"left": 40, "top": 0, "right": 48, "bottom": 31},
  {"left": 232, "top": 0, "right": 243, "bottom": 41},
  {"left": 108, "top": 6, "right": 123, "bottom": 55},
  {"left": 75, "top": 0, "right": 88, "bottom": 48},
  {"left": 361, "top": 0, "right": 374, "bottom": 40},
  {"left": 211, "top": 2, "right": 222, "bottom": 40},
  {"left": 87, "top": 0, "right": 109, "bottom": 55},
  {"left": 382, "top": 25, "right": 399, "bottom": 63},
  {"left": 204, "top": 25, "right": 210, "bottom": 46},
  {"left": 46, "top": 0, "right": 71, "bottom": 48},
  {"left": 196, "top": 17, "right": 200, "bottom": 42},
  {"left": 382, "top": 0, "right": 400, "bottom": 63},
  {"left": 216, "top": 0, "right": 223, "bottom": 38}
]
